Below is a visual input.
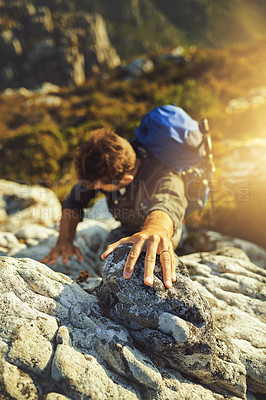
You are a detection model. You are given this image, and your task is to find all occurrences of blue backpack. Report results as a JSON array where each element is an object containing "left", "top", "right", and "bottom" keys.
[{"left": 135, "top": 105, "right": 214, "bottom": 215}]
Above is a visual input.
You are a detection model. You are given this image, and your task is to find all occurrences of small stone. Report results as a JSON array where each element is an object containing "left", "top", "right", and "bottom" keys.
[{"left": 158, "top": 313, "right": 190, "bottom": 343}]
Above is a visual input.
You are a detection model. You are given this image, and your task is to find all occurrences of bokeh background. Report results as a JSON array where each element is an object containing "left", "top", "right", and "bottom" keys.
[{"left": 0, "top": 0, "right": 265, "bottom": 248}]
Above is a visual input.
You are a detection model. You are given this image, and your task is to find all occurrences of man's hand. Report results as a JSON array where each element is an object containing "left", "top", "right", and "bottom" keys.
[
  {"left": 101, "top": 211, "right": 176, "bottom": 289},
  {"left": 41, "top": 241, "right": 84, "bottom": 265},
  {"left": 41, "top": 208, "right": 83, "bottom": 266}
]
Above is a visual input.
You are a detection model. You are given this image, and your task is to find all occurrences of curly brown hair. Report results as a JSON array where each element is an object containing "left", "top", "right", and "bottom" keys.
[{"left": 74, "top": 129, "right": 136, "bottom": 185}]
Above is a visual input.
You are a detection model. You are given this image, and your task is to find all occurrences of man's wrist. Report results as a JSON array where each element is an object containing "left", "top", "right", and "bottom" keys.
[
  {"left": 142, "top": 210, "right": 174, "bottom": 239},
  {"left": 56, "top": 237, "right": 74, "bottom": 245},
  {"left": 141, "top": 224, "right": 171, "bottom": 238}
]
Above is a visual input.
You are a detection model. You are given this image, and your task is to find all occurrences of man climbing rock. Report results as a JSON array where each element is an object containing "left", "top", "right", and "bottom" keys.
[{"left": 42, "top": 106, "right": 212, "bottom": 288}]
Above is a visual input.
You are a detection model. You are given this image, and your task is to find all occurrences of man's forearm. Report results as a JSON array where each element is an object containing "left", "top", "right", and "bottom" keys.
[
  {"left": 142, "top": 210, "right": 174, "bottom": 239},
  {"left": 57, "top": 208, "right": 82, "bottom": 243}
]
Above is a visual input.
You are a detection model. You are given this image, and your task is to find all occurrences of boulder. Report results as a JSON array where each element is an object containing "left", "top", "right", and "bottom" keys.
[
  {"left": 97, "top": 245, "right": 216, "bottom": 380},
  {"left": 0, "top": 256, "right": 140, "bottom": 399},
  {"left": 119, "top": 58, "right": 154, "bottom": 80},
  {"left": 0, "top": 179, "right": 61, "bottom": 231},
  {"left": 181, "top": 229, "right": 266, "bottom": 269},
  {"left": 98, "top": 245, "right": 262, "bottom": 398},
  {"left": 0, "top": 179, "right": 265, "bottom": 398},
  {"left": 0, "top": 232, "right": 25, "bottom": 254},
  {"left": 156, "top": 46, "right": 188, "bottom": 64},
  {"left": 15, "top": 224, "right": 57, "bottom": 246}
]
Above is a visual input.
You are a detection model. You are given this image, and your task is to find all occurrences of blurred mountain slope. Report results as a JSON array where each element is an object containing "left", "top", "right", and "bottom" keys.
[
  {"left": 1, "top": 0, "right": 266, "bottom": 88},
  {"left": 35, "top": 0, "right": 266, "bottom": 56},
  {"left": 152, "top": 0, "right": 266, "bottom": 46},
  {"left": 0, "top": 0, "right": 120, "bottom": 89},
  {"left": 34, "top": 0, "right": 185, "bottom": 58}
]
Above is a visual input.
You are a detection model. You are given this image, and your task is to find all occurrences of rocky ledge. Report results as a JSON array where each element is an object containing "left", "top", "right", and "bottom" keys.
[
  {"left": 0, "top": 180, "right": 265, "bottom": 399},
  {"left": 0, "top": 0, "right": 120, "bottom": 88},
  {"left": 0, "top": 243, "right": 265, "bottom": 400}
]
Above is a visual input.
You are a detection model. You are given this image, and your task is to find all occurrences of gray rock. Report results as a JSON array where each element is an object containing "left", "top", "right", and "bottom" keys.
[
  {"left": 0, "top": 252, "right": 265, "bottom": 399},
  {"left": 26, "top": 6, "right": 54, "bottom": 37},
  {"left": 181, "top": 229, "right": 266, "bottom": 269},
  {"left": 13, "top": 219, "right": 115, "bottom": 278},
  {"left": 0, "top": 2, "right": 120, "bottom": 88},
  {"left": 79, "top": 276, "right": 103, "bottom": 294},
  {"left": 0, "top": 29, "right": 23, "bottom": 59},
  {"left": 45, "top": 394, "right": 72, "bottom": 400},
  {"left": 0, "top": 350, "right": 42, "bottom": 400},
  {"left": 122, "top": 58, "right": 154, "bottom": 78},
  {"left": 226, "top": 86, "right": 266, "bottom": 113},
  {"left": 33, "top": 82, "right": 60, "bottom": 94},
  {"left": 0, "top": 179, "right": 61, "bottom": 232},
  {"left": 0, "top": 231, "right": 25, "bottom": 254},
  {"left": 97, "top": 244, "right": 266, "bottom": 398},
  {"left": 156, "top": 46, "right": 188, "bottom": 64},
  {"left": 0, "top": 182, "right": 119, "bottom": 279},
  {"left": 181, "top": 248, "right": 266, "bottom": 394},
  {"left": 0, "top": 256, "right": 141, "bottom": 399},
  {"left": 97, "top": 245, "right": 217, "bottom": 382},
  {"left": 7, "top": 318, "right": 56, "bottom": 376},
  {"left": 15, "top": 223, "right": 56, "bottom": 245}
]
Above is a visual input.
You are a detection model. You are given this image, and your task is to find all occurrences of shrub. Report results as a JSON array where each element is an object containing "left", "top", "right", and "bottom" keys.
[
  {"left": 155, "top": 79, "right": 221, "bottom": 120},
  {"left": 0, "top": 125, "right": 67, "bottom": 186}
]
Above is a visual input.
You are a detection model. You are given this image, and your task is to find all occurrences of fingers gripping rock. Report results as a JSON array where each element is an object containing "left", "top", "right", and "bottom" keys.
[{"left": 97, "top": 244, "right": 216, "bottom": 382}]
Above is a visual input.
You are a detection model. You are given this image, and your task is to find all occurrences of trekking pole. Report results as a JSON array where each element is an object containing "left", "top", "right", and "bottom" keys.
[{"left": 199, "top": 119, "right": 216, "bottom": 227}]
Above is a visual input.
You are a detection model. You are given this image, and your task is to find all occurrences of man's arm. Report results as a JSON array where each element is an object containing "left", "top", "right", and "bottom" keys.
[
  {"left": 101, "top": 210, "right": 176, "bottom": 289},
  {"left": 101, "top": 169, "right": 187, "bottom": 288},
  {"left": 41, "top": 208, "right": 84, "bottom": 265},
  {"left": 42, "top": 183, "right": 97, "bottom": 265}
]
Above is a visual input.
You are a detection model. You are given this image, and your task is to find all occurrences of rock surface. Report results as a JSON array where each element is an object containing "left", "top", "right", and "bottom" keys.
[
  {"left": 0, "top": 0, "right": 120, "bottom": 89},
  {"left": 180, "top": 248, "right": 266, "bottom": 395},
  {"left": 0, "top": 245, "right": 265, "bottom": 399},
  {"left": 181, "top": 229, "right": 266, "bottom": 269},
  {"left": 13, "top": 219, "right": 117, "bottom": 278},
  {"left": 0, "top": 179, "right": 61, "bottom": 230},
  {"left": 97, "top": 245, "right": 216, "bottom": 383},
  {"left": 0, "top": 181, "right": 119, "bottom": 278},
  {"left": 0, "top": 180, "right": 265, "bottom": 399}
]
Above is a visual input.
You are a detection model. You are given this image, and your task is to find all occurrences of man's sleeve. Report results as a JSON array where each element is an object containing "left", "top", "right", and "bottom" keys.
[
  {"left": 147, "top": 169, "right": 188, "bottom": 232},
  {"left": 62, "top": 183, "right": 97, "bottom": 221}
]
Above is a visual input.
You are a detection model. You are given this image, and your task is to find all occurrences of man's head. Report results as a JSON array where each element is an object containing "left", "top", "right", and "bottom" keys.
[{"left": 74, "top": 128, "right": 136, "bottom": 191}]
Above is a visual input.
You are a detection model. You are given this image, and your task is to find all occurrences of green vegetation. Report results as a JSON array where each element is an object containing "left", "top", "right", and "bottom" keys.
[{"left": 0, "top": 125, "right": 67, "bottom": 183}]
